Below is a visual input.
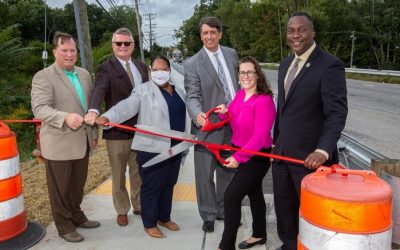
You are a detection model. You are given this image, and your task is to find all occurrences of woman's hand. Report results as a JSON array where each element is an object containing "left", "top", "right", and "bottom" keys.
[
  {"left": 215, "top": 104, "right": 227, "bottom": 114},
  {"left": 95, "top": 116, "right": 110, "bottom": 126},
  {"left": 224, "top": 156, "right": 239, "bottom": 168}
]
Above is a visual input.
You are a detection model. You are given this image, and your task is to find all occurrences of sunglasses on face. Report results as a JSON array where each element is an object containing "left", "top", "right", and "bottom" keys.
[{"left": 113, "top": 41, "right": 133, "bottom": 47}]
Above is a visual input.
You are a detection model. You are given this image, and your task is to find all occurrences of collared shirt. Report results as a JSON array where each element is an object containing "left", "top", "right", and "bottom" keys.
[
  {"left": 204, "top": 45, "right": 236, "bottom": 99},
  {"left": 284, "top": 42, "right": 316, "bottom": 88},
  {"left": 116, "top": 57, "right": 143, "bottom": 86},
  {"left": 89, "top": 57, "right": 144, "bottom": 115},
  {"left": 64, "top": 69, "right": 86, "bottom": 112}
]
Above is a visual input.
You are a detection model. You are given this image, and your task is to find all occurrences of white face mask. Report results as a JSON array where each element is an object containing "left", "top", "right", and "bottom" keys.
[{"left": 151, "top": 70, "right": 170, "bottom": 86}]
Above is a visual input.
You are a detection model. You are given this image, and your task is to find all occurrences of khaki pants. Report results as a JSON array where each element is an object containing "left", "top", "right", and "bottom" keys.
[{"left": 106, "top": 139, "right": 141, "bottom": 215}]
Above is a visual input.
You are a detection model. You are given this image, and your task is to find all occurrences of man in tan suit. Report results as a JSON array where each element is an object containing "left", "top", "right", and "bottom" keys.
[{"left": 31, "top": 31, "right": 100, "bottom": 243}]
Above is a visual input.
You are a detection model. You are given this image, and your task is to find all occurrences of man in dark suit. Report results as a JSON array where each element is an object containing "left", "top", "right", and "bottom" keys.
[
  {"left": 272, "top": 13, "right": 348, "bottom": 250},
  {"left": 85, "top": 28, "right": 149, "bottom": 226},
  {"left": 184, "top": 16, "right": 239, "bottom": 233}
]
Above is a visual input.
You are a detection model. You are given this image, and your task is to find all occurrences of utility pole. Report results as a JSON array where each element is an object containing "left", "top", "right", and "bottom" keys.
[
  {"left": 350, "top": 30, "right": 356, "bottom": 68},
  {"left": 73, "top": 0, "right": 94, "bottom": 75},
  {"left": 42, "top": 0, "right": 48, "bottom": 68},
  {"left": 134, "top": 0, "right": 145, "bottom": 63},
  {"left": 145, "top": 13, "right": 156, "bottom": 56}
]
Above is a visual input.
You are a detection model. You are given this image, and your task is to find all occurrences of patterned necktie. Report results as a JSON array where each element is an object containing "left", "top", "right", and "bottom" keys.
[
  {"left": 285, "top": 58, "right": 301, "bottom": 99},
  {"left": 214, "top": 52, "right": 232, "bottom": 104},
  {"left": 125, "top": 62, "right": 135, "bottom": 87}
]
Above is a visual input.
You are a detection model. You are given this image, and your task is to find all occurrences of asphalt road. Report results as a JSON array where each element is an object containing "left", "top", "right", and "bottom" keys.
[{"left": 264, "top": 69, "right": 400, "bottom": 159}]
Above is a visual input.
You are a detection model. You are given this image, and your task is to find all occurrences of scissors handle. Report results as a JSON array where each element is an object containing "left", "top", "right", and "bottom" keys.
[
  {"left": 201, "top": 108, "right": 232, "bottom": 132},
  {"left": 205, "top": 143, "right": 229, "bottom": 165}
]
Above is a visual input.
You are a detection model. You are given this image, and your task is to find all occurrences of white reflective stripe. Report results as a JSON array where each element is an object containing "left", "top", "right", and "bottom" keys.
[
  {"left": 0, "top": 194, "right": 25, "bottom": 221},
  {"left": 299, "top": 216, "right": 392, "bottom": 250},
  {"left": 0, "top": 155, "right": 20, "bottom": 180}
]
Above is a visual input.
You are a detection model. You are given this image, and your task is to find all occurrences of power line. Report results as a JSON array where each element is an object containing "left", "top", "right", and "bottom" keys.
[{"left": 94, "top": 0, "right": 121, "bottom": 26}]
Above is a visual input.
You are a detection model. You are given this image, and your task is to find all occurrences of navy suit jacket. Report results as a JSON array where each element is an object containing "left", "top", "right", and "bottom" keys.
[
  {"left": 273, "top": 46, "right": 348, "bottom": 165},
  {"left": 88, "top": 56, "right": 149, "bottom": 140}
]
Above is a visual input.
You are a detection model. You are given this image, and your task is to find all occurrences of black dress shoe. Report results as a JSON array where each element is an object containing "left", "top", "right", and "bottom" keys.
[
  {"left": 202, "top": 221, "right": 214, "bottom": 232},
  {"left": 238, "top": 237, "right": 267, "bottom": 249}
]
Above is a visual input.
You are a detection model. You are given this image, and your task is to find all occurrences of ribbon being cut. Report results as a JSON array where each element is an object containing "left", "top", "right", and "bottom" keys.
[{"left": 0, "top": 109, "right": 345, "bottom": 170}]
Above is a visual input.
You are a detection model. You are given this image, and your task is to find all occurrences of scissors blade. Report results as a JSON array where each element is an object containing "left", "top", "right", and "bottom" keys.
[
  {"left": 136, "top": 124, "right": 196, "bottom": 140},
  {"left": 142, "top": 141, "right": 195, "bottom": 167}
]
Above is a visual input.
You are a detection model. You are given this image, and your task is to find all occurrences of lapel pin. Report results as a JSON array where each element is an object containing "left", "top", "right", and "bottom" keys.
[{"left": 306, "top": 63, "right": 311, "bottom": 68}]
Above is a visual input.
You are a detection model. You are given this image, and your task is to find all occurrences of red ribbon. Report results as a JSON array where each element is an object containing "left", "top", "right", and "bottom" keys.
[
  {"left": 0, "top": 119, "right": 345, "bottom": 170},
  {"left": 105, "top": 122, "right": 345, "bottom": 170}
]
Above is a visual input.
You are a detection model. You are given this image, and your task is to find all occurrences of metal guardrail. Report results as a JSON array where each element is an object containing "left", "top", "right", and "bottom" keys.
[
  {"left": 345, "top": 68, "right": 400, "bottom": 77},
  {"left": 260, "top": 63, "right": 400, "bottom": 77},
  {"left": 338, "top": 132, "right": 390, "bottom": 170}
]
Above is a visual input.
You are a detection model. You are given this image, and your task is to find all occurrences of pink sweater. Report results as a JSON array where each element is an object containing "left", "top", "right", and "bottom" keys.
[{"left": 224, "top": 89, "right": 276, "bottom": 163}]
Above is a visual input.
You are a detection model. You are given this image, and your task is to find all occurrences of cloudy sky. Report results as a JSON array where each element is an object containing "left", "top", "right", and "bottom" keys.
[{"left": 47, "top": 0, "right": 199, "bottom": 47}]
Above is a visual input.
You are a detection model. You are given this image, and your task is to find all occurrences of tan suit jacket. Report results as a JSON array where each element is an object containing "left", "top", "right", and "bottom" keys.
[{"left": 31, "top": 62, "right": 98, "bottom": 160}]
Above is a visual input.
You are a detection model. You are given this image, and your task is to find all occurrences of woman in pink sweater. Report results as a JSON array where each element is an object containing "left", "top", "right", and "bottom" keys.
[{"left": 217, "top": 56, "right": 276, "bottom": 250}]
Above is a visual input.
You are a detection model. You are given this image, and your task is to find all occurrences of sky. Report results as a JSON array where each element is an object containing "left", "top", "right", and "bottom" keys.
[{"left": 46, "top": 0, "right": 199, "bottom": 47}]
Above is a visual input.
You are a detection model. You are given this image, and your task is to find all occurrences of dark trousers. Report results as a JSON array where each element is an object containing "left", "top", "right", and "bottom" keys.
[
  {"left": 137, "top": 151, "right": 181, "bottom": 228},
  {"left": 272, "top": 161, "right": 314, "bottom": 250},
  {"left": 219, "top": 148, "right": 271, "bottom": 250},
  {"left": 44, "top": 151, "right": 89, "bottom": 235}
]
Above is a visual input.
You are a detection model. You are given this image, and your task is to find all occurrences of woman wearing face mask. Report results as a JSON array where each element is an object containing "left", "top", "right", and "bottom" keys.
[{"left": 96, "top": 55, "right": 190, "bottom": 238}]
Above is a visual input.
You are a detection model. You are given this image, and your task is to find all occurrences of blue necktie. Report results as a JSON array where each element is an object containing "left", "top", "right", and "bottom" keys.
[{"left": 214, "top": 52, "right": 232, "bottom": 104}]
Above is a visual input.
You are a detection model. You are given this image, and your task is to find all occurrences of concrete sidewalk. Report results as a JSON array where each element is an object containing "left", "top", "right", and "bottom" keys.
[
  {"left": 31, "top": 66, "right": 282, "bottom": 250},
  {"left": 31, "top": 148, "right": 282, "bottom": 250}
]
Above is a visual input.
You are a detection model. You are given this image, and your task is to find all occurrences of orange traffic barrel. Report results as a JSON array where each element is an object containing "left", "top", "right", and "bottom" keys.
[
  {"left": 298, "top": 167, "right": 393, "bottom": 250},
  {"left": 0, "top": 122, "right": 45, "bottom": 249}
]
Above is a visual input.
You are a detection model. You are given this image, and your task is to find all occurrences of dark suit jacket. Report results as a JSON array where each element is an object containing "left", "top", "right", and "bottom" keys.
[
  {"left": 273, "top": 46, "right": 348, "bottom": 165},
  {"left": 89, "top": 56, "right": 149, "bottom": 140}
]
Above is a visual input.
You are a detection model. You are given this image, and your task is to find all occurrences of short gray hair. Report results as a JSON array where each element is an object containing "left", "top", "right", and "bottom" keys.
[{"left": 112, "top": 27, "right": 134, "bottom": 42}]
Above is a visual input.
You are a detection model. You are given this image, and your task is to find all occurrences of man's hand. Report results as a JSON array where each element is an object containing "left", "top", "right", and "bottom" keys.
[
  {"left": 304, "top": 151, "right": 327, "bottom": 169},
  {"left": 224, "top": 156, "right": 239, "bottom": 168},
  {"left": 65, "top": 113, "right": 84, "bottom": 130},
  {"left": 84, "top": 111, "right": 98, "bottom": 125},
  {"left": 214, "top": 104, "right": 227, "bottom": 114},
  {"left": 96, "top": 116, "right": 110, "bottom": 126},
  {"left": 195, "top": 112, "right": 206, "bottom": 126}
]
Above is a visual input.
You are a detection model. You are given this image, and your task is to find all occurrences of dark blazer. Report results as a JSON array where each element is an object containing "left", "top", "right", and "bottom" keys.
[
  {"left": 89, "top": 56, "right": 149, "bottom": 140},
  {"left": 273, "top": 46, "right": 348, "bottom": 165}
]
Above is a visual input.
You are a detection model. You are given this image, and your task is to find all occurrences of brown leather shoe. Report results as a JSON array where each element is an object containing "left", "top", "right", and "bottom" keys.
[
  {"left": 77, "top": 220, "right": 100, "bottom": 229},
  {"left": 144, "top": 227, "right": 164, "bottom": 238},
  {"left": 158, "top": 221, "right": 180, "bottom": 231},
  {"left": 117, "top": 215, "right": 128, "bottom": 226},
  {"left": 133, "top": 210, "right": 141, "bottom": 215},
  {"left": 59, "top": 231, "right": 84, "bottom": 242}
]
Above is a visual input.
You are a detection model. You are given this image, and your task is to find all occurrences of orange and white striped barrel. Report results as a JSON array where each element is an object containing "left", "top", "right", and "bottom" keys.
[
  {"left": 0, "top": 122, "right": 27, "bottom": 242},
  {"left": 298, "top": 167, "right": 393, "bottom": 250}
]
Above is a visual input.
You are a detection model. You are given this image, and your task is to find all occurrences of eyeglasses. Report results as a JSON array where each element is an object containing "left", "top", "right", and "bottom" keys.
[
  {"left": 238, "top": 71, "right": 257, "bottom": 77},
  {"left": 113, "top": 41, "right": 133, "bottom": 47}
]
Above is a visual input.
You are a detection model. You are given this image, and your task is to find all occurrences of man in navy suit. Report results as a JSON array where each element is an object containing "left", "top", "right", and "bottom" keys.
[{"left": 272, "top": 12, "right": 348, "bottom": 250}]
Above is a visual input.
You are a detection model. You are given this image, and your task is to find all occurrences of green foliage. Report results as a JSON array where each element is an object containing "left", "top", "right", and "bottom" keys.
[{"left": 175, "top": 0, "right": 400, "bottom": 70}]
